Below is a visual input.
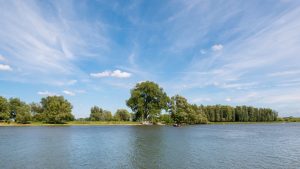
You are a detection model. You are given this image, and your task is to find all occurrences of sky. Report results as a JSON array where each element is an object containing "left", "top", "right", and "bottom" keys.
[{"left": 1, "top": 0, "right": 300, "bottom": 118}]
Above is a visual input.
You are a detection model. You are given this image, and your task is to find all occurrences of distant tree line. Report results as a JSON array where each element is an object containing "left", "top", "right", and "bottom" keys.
[
  {"left": 0, "top": 95, "right": 132, "bottom": 124},
  {"left": 89, "top": 107, "right": 132, "bottom": 121},
  {"left": 202, "top": 105, "right": 277, "bottom": 122},
  {"left": 0, "top": 81, "right": 280, "bottom": 125},
  {"left": 126, "top": 81, "right": 278, "bottom": 124},
  {"left": 0, "top": 96, "right": 74, "bottom": 124}
]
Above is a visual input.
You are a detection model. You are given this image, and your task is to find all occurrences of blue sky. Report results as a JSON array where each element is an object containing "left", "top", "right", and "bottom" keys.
[{"left": 1, "top": 0, "right": 300, "bottom": 117}]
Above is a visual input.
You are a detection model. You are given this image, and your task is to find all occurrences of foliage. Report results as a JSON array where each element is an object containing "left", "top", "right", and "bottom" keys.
[
  {"left": 8, "top": 97, "right": 33, "bottom": 123},
  {"left": 90, "top": 106, "right": 113, "bottom": 121},
  {"left": 0, "top": 81, "right": 281, "bottom": 125},
  {"left": 114, "top": 109, "right": 130, "bottom": 121},
  {"left": 160, "top": 114, "right": 173, "bottom": 124},
  {"left": 282, "top": 117, "right": 300, "bottom": 122},
  {"left": 202, "top": 105, "right": 278, "bottom": 122},
  {"left": 126, "top": 81, "right": 170, "bottom": 122},
  {"left": 30, "top": 102, "right": 44, "bottom": 121},
  {"left": 0, "top": 96, "right": 10, "bottom": 121},
  {"left": 170, "top": 95, "right": 208, "bottom": 124},
  {"left": 15, "top": 104, "right": 32, "bottom": 124},
  {"left": 9, "top": 98, "right": 27, "bottom": 120},
  {"left": 41, "top": 96, "right": 74, "bottom": 124}
]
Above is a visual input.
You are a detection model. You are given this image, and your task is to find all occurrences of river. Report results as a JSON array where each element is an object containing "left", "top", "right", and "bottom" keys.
[{"left": 0, "top": 123, "right": 299, "bottom": 169}]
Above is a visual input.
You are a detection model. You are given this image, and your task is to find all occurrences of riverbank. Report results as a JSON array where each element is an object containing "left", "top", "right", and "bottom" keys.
[
  {"left": 1, "top": 121, "right": 298, "bottom": 127},
  {"left": 0, "top": 121, "right": 141, "bottom": 126}
]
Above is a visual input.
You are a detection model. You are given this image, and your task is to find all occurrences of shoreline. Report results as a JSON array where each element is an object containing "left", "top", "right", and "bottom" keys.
[
  {"left": 0, "top": 121, "right": 298, "bottom": 127},
  {"left": 0, "top": 121, "right": 141, "bottom": 127}
]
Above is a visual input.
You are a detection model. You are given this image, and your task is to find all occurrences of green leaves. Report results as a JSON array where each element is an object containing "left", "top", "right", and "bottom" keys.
[
  {"left": 170, "top": 95, "right": 208, "bottom": 124},
  {"left": 89, "top": 106, "right": 112, "bottom": 121},
  {"left": 126, "top": 81, "right": 170, "bottom": 122},
  {"left": 41, "top": 96, "right": 74, "bottom": 124},
  {"left": 203, "top": 105, "right": 278, "bottom": 122},
  {"left": 15, "top": 104, "right": 31, "bottom": 124},
  {"left": 0, "top": 96, "right": 10, "bottom": 121},
  {"left": 114, "top": 109, "right": 130, "bottom": 121}
]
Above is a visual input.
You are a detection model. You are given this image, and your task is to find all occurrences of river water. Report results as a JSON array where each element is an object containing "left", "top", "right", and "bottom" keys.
[{"left": 0, "top": 123, "right": 299, "bottom": 169}]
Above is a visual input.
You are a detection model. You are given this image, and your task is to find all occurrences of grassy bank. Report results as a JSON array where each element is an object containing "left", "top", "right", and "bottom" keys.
[{"left": 0, "top": 121, "right": 140, "bottom": 127}]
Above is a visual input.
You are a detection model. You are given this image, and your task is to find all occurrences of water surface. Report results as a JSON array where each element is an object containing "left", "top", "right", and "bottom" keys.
[{"left": 0, "top": 123, "right": 299, "bottom": 169}]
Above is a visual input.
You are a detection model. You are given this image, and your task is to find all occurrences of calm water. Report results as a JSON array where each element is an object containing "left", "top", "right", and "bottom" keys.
[{"left": 0, "top": 123, "right": 299, "bottom": 169}]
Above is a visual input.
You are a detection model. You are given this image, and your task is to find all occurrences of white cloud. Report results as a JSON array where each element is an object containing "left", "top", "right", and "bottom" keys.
[
  {"left": 52, "top": 79, "right": 78, "bottom": 86},
  {"left": 90, "top": 70, "right": 131, "bottom": 78},
  {"left": 269, "top": 70, "right": 300, "bottom": 77},
  {"left": 0, "top": 1, "right": 109, "bottom": 83},
  {"left": 37, "top": 91, "right": 58, "bottom": 96},
  {"left": 211, "top": 44, "right": 223, "bottom": 51},
  {"left": 0, "top": 64, "right": 12, "bottom": 71},
  {"left": 63, "top": 90, "right": 75, "bottom": 96},
  {"left": 0, "top": 54, "right": 5, "bottom": 61},
  {"left": 90, "top": 71, "right": 111, "bottom": 78},
  {"left": 225, "top": 98, "right": 232, "bottom": 102},
  {"left": 111, "top": 70, "right": 131, "bottom": 78}
]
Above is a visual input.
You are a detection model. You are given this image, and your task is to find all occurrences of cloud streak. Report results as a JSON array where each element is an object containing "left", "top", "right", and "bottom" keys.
[
  {"left": 63, "top": 90, "right": 75, "bottom": 96},
  {"left": 37, "top": 91, "right": 58, "bottom": 96},
  {"left": 90, "top": 70, "right": 131, "bottom": 78},
  {"left": 0, "top": 0, "right": 109, "bottom": 83}
]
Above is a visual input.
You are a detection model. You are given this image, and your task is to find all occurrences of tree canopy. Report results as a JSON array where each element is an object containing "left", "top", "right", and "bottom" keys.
[
  {"left": 170, "top": 95, "right": 208, "bottom": 124},
  {"left": 0, "top": 96, "right": 10, "bottom": 121},
  {"left": 126, "top": 81, "right": 170, "bottom": 122},
  {"left": 89, "top": 106, "right": 112, "bottom": 121},
  {"left": 0, "top": 81, "right": 280, "bottom": 125},
  {"left": 114, "top": 109, "right": 131, "bottom": 121},
  {"left": 41, "top": 96, "right": 74, "bottom": 124}
]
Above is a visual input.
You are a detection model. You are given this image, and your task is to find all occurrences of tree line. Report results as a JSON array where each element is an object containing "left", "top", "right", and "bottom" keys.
[
  {"left": 0, "top": 81, "right": 279, "bottom": 124},
  {"left": 0, "top": 96, "right": 74, "bottom": 124},
  {"left": 126, "top": 81, "right": 278, "bottom": 124},
  {"left": 0, "top": 96, "right": 132, "bottom": 124}
]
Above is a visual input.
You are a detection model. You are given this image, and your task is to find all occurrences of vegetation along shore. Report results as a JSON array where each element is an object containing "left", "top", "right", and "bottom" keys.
[{"left": 0, "top": 81, "right": 298, "bottom": 126}]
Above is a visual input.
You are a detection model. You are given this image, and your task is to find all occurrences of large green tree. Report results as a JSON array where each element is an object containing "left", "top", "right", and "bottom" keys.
[
  {"left": 0, "top": 96, "right": 10, "bottom": 121},
  {"left": 126, "top": 81, "right": 170, "bottom": 122},
  {"left": 114, "top": 109, "right": 130, "bottom": 121},
  {"left": 41, "top": 96, "right": 74, "bottom": 124}
]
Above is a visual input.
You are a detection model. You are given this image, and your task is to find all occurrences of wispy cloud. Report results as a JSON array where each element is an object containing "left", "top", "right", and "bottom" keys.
[
  {"left": 0, "top": 64, "right": 12, "bottom": 71},
  {"left": 63, "top": 90, "right": 75, "bottom": 96},
  {"left": 269, "top": 70, "right": 300, "bottom": 77},
  {"left": 37, "top": 91, "right": 58, "bottom": 96},
  {"left": 164, "top": 2, "right": 300, "bottom": 116},
  {"left": 211, "top": 44, "right": 223, "bottom": 51},
  {"left": 0, "top": 0, "right": 109, "bottom": 83},
  {"left": 90, "top": 70, "right": 131, "bottom": 78},
  {"left": 0, "top": 54, "right": 5, "bottom": 61}
]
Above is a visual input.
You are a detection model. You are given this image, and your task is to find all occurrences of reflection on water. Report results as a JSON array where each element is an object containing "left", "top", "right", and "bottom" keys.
[{"left": 0, "top": 123, "right": 300, "bottom": 169}]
